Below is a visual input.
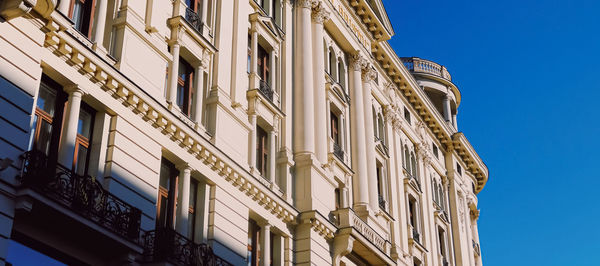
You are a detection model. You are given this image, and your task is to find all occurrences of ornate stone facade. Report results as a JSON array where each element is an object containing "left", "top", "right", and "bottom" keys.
[{"left": 0, "top": 0, "right": 487, "bottom": 265}]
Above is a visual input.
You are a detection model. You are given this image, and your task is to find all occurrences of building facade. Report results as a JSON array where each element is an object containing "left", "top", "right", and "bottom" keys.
[{"left": 0, "top": 0, "right": 488, "bottom": 265}]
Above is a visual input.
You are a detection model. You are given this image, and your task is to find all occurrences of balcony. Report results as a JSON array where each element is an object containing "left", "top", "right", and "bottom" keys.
[
  {"left": 333, "top": 208, "right": 390, "bottom": 254},
  {"left": 184, "top": 7, "right": 204, "bottom": 34},
  {"left": 333, "top": 142, "right": 344, "bottom": 161},
  {"left": 143, "top": 228, "right": 232, "bottom": 266},
  {"left": 400, "top": 57, "right": 452, "bottom": 82},
  {"left": 258, "top": 78, "right": 274, "bottom": 101},
  {"left": 18, "top": 150, "right": 142, "bottom": 242},
  {"left": 472, "top": 240, "right": 481, "bottom": 256}
]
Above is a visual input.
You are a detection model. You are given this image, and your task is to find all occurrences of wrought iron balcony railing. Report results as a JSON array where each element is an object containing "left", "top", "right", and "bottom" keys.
[
  {"left": 143, "top": 228, "right": 232, "bottom": 266},
  {"left": 333, "top": 142, "right": 344, "bottom": 161},
  {"left": 258, "top": 79, "right": 274, "bottom": 101},
  {"left": 19, "top": 150, "right": 142, "bottom": 241},
  {"left": 184, "top": 7, "right": 204, "bottom": 35}
]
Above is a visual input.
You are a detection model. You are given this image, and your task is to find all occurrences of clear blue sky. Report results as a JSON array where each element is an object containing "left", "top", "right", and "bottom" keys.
[{"left": 382, "top": 0, "right": 600, "bottom": 265}]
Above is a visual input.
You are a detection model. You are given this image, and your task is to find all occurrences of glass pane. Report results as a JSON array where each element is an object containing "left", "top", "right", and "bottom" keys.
[
  {"left": 37, "top": 84, "right": 57, "bottom": 116},
  {"left": 77, "top": 109, "right": 92, "bottom": 138},
  {"left": 75, "top": 144, "right": 88, "bottom": 175},
  {"left": 72, "top": 2, "right": 84, "bottom": 31},
  {"left": 189, "top": 182, "right": 197, "bottom": 209},
  {"left": 160, "top": 161, "right": 172, "bottom": 190},
  {"left": 28, "top": 115, "right": 37, "bottom": 151},
  {"left": 36, "top": 119, "right": 53, "bottom": 155},
  {"left": 158, "top": 194, "right": 168, "bottom": 227}
]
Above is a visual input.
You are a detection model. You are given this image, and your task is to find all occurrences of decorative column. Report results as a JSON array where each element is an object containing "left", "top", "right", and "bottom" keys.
[
  {"left": 268, "top": 129, "right": 277, "bottom": 187},
  {"left": 452, "top": 114, "right": 458, "bottom": 129},
  {"left": 249, "top": 29, "right": 259, "bottom": 90},
  {"left": 348, "top": 54, "right": 369, "bottom": 212},
  {"left": 58, "top": 86, "right": 84, "bottom": 168},
  {"left": 193, "top": 53, "right": 209, "bottom": 130},
  {"left": 176, "top": 164, "right": 192, "bottom": 236},
  {"left": 362, "top": 68, "right": 378, "bottom": 212},
  {"left": 293, "top": 0, "right": 315, "bottom": 154},
  {"left": 260, "top": 223, "right": 271, "bottom": 266},
  {"left": 442, "top": 94, "right": 452, "bottom": 122},
  {"left": 93, "top": 0, "right": 109, "bottom": 51},
  {"left": 249, "top": 114, "right": 257, "bottom": 172},
  {"left": 269, "top": 50, "right": 277, "bottom": 92},
  {"left": 167, "top": 42, "right": 181, "bottom": 106},
  {"left": 312, "top": 2, "right": 330, "bottom": 165}
]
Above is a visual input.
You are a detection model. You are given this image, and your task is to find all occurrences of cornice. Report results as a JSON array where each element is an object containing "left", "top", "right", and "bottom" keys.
[{"left": 42, "top": 14, "right": 299, "bottom": 229}]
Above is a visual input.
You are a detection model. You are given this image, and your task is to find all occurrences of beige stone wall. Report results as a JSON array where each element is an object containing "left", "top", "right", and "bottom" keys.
[{"left": 0, "top": 0, "right": 487, "bottom": 265}]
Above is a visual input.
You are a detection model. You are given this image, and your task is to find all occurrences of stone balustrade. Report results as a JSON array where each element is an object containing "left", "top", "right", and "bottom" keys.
[{"left": 400, "top": 57, "right": 452, "bottom": 82}]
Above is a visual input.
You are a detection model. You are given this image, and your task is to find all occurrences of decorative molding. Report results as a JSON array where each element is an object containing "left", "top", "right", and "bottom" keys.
[{"left": 311, "top": 1, "right": 330, "bottom": 24}]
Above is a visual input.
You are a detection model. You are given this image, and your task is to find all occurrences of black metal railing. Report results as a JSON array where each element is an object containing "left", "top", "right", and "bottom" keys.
[
  {"left": 378, "top": 195, "right": 387, "bottom": 210},
  {"left": 258, "top": 79, "right": 274, "bottom": 101},
  {"left": 472, "top": 240, "right": 481, "bottom": 256},
  {"left": 143, "top": 228, "right": 232, "bottom": 266},
  {"left": 184, "top": 7, "right": 204, "bottom": 34},
  {"left": 19, "top": 150, "right": 142, "bottom": 241},
  {"left": 412, "top": 228, "right": 421, "bottom": 243},
  {"left": 333, "top": 142, "right": 344, "bottom": 161}
]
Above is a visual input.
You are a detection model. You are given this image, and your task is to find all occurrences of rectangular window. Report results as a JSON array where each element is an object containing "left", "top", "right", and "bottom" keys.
[
  {"left": 247, "top": 35, "right": 252, "bottom": 74},
  {"left": 188, "top": 180, "right": 198, "bottom": 240},
  {"left": 404, "top": 107, "right": 411, "bottom": 124},
  {"left": 177, "top": 58, "right": 194, "bottom": 116},
  {"left": 31, "top": 78, "right": 65, "bottom": 158},
  {"left": 248, "top": 219, "right": 260, "bottom": 266},
  {"left": 377, "top": 164, "right": 386, "bottom": 210},
  {"left": 256, "top": 126, "right": 269, "bottom": 177},
  {"left": 157, "top": 158, "right": 177, "bottom": 229},
  {"left": 73, "top": 105, "right": 95, "bottom": 175},
  {"left": 70, "top": 0, "right": 95, "bottom": 38},
  {"left": 257, "top": 45, "right": 269, "bottom": 82},
  {"left": 330, "top": 112, "right": 340, "bottom": 145},
  {"left": 432, "top": 144, "right": 439, "bottom": 159},
  {"left": 334, "top": 188, "right": 341, "bottom": 209},
  {"left": 456, "top": 163, "right": 462, "bottom": 175}
]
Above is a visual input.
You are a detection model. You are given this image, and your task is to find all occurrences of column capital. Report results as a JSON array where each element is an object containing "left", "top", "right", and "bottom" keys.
[
  {"left": 296, "top": 0, "right": 314, "bottom": 8},
  {"left": 64, "top": 85, "right": 85, "bottom": 96},
  {"left": 200, "top": 50, "right": 211, "bottom": 69},
  {"left": 176, "top": 162, "right": 192, "bottom": 171},
  {"left": 361, "top": 67, "right": 377, "bottom": 83},
  {"left": 348, "top": 53, "right": 367, "bottom": 71},
  {"left": 311, "top": 2, "right": 330, "bottom": 24}
]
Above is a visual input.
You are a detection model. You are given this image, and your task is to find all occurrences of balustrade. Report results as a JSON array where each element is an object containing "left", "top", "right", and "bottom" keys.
[
  {"left": 400, "top": 57, "right": 452, "bottom": 82},
  {"left": 258, "top": 78, "right": 274, "bottom": 101}
]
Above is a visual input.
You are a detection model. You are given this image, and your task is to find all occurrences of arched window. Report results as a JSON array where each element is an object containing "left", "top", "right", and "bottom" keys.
[
  {"left": 404, "top": 145, "right": 410, "bottom": 170},
  {"left": 329, "top": 47, "right": 336, "bottom": 79},
  {"left": 410, "top": 152, "right": 417, "bottom": 180},
  {"left": 377, "top": 113, "right": 385, "bottom": 143},
  {"left": 337, "top": 58, "right": 346, "bottom": 88}
]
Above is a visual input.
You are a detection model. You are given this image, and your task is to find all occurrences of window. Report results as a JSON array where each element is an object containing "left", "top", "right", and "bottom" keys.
[
  {"left": 177, "top": 58, "right": 194, "bottom": 116},
  {"left": 247, "top": 35, "right": 252, "bottom": 74},
  {"left": 73, "top": 105, "right": 95, "bottom": 175},
  {"left": 157, "top": 158, "right": 177, "bottom": 229},
  {"left": 438, "top": 227, "right": 447, "bottom": 257},
  {"left": 456, "top": 163, "right": 462, "bottom": 175},
  {"left": 30, "top": 77, "right": 65, "bottom": 158},
  {"left": 377, "top": 113, "right": 385, "bottom": 143},
  {"left": 404, "top": 107, "right": 411, "bottom": 124},
  {"left": 376, "top": 163, "right": 386, "bottom": 210},
  {"left": 410, "top": 152, "right": 418, "bottom": 181},
  {"left": 328, "top": 48, "right": 335, "bottom": 76},
  {"left": 432, "top": 143, "right": 439, "bottom": 159},
  {"left": 334, "top": 188, "right": 341, "bottom": 209},
  {"left": 70, "top": 0, "right": 95, "bottom": 38},
  {"left": 185, "top": 0, "right": 203, "bottom": 13},
  {"left": 330, "top": 111, "right": 340, "bottom": 145},
  {"left": 248, "top": 219, "right": 260, "bottom": 266},
  {"left": 256, "top": 126, "right": 268, "bottom": 177},
  {"left": 337, "top": 59, "right": 346, "bottom": 88},
  {"left": 403, "top": 145, "right": 410, "bottom": 171},
  {"left": 188, "top": 180, "right": 198, "bottom": 239},
  {"left": 257, "top": 45, "right": 270, "bottom": 82},
  {"left": 408, "top": 197, "right": 420, "bottom": 242}
]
